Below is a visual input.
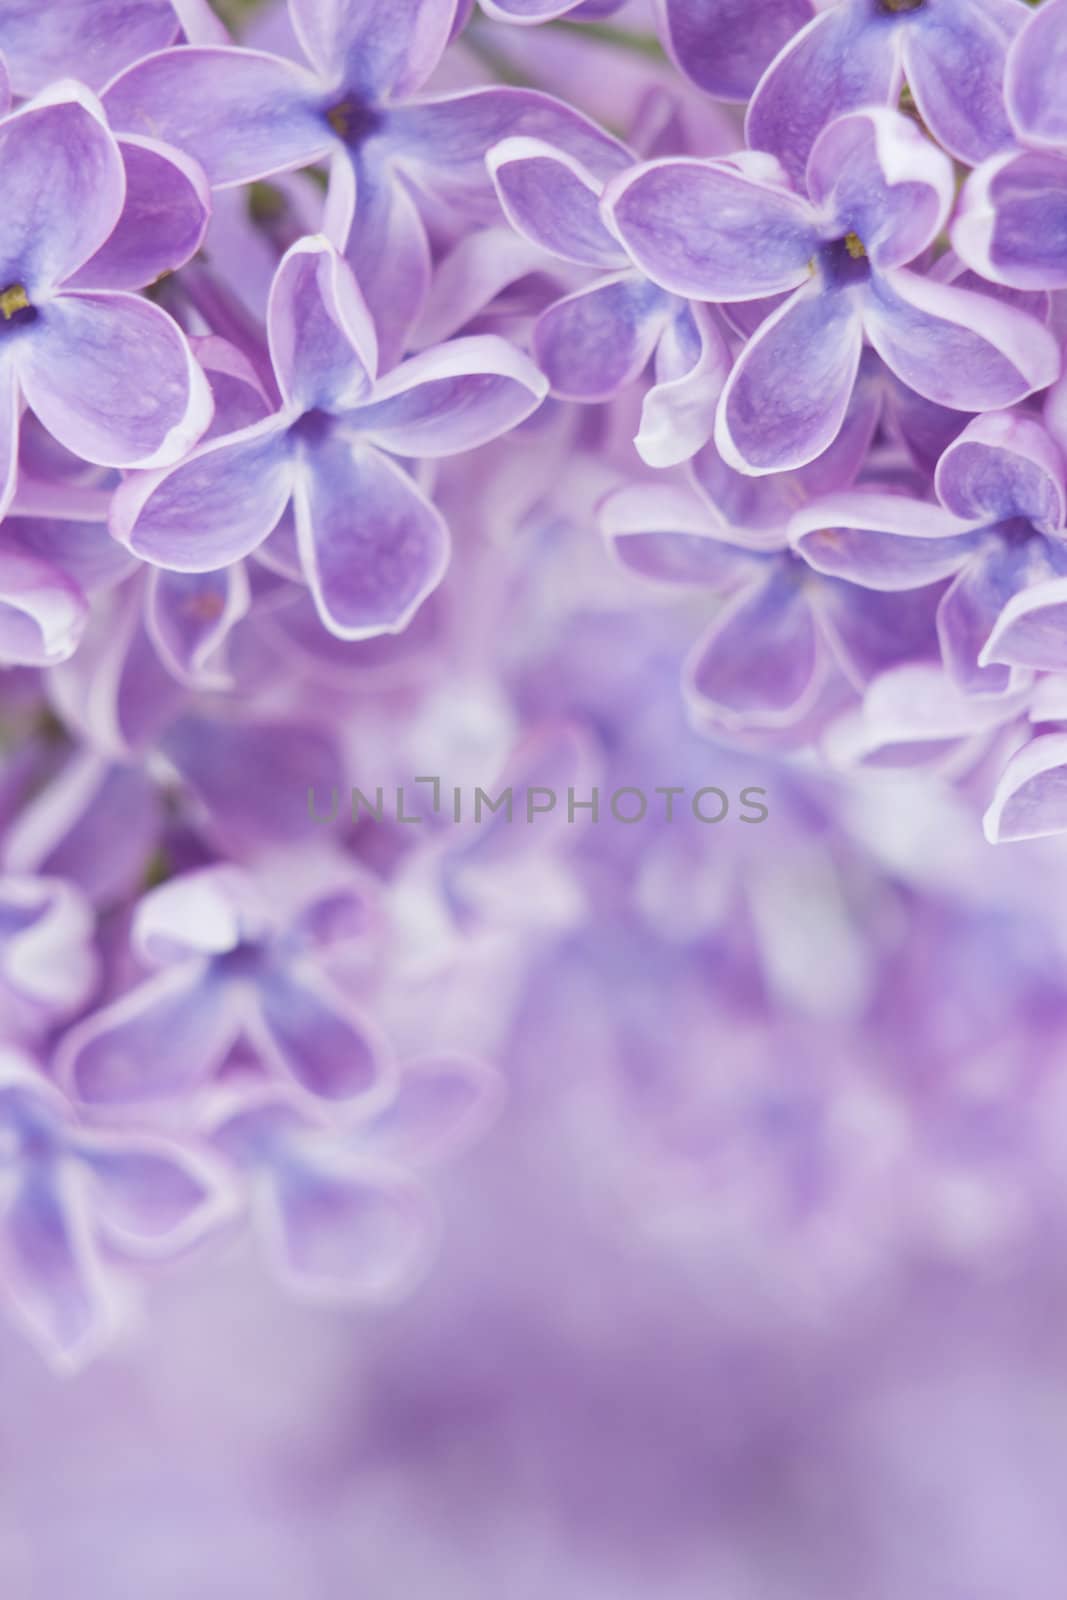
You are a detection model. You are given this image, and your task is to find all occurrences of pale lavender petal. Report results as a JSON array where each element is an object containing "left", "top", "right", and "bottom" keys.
[
  {"left": 936, "top": 543, "right": 1039, "bottom": 693},
  {"left": 487, "top": 136, "right": 626, "bottom": 268},
  {"left": 2, "top": 753, "right": 160, "bottom": 907},
  {"left": 289, "top": 0, "right": 456, "bottom": 98},
  {"left": 2, "top": 512, "right": 136, "bottom": 596},
  {"left": 15, "top": 291, "right": 213, "bottom": 468},
  {"left": 268, "top": 236, "right": 375, "bottom": 412},
  {"left": 984, "top": 732, "right": 1067, "bottom": 842},
  {"left": 0, "top": 0, "right": 177, "bottom": 94},
  {"left": 0, "top": 84, "right": 125, "bottom": 293},
  {"left": 1005, "top": 0, "right": 1067, "bottom": 147},
  {"left": 352, "top": 335, "right": 547, "bottom": 455},
  {"left": 903, "top": 0, "right": 1021, "bottom": 165},
  {"left": 954, "top": 150, "right": 1067, "bottom": 293},
  {"left": 655, "top": 0, "right": 813, "bottom": 101},
  {"left": 533, "top": 275, "right": 673, "bottom": 402},
  {"left": 112, "top": 417, "right": 293, "bottom": 569},
  {"left": 636, "top": 302, "right": 730, "bottom": 467},
  {"left": 602, "top": 481, "right": 765, "bottom": 587},
  {"left": 789, "top": 491, "right": 980, "bottom": 588},
  {"left": 604, "top": 158, "right": 816, "bottom": 301},
  {"left": 251, "top": 970, "right": 385, "bottom": 1100},
  {"left": 0, "top": 1168, "right": 117, "bottom": 1372},
  {"left": 293, "top": 436, "right": 449, "bottom": 638},
  {"left": 75, "top": 1133, "right": 236, "bottom": 1256},
  {"left": 716, "top": 284, "right": 864, "bottom": 474},
  {"left": 69, "top": 135, "right": 211, "bottom": 292},
  {"left": 0, "top": 875, "right": 97, "bottom": 1021},
  {"left": 746, "top": 5, "right": 900, "bottom": 187},
  {"left": 806, "top": 107, "right": 954, "bottom": 269},
  {"left": 159, "top": 713, "right": 346, "bottom": 852},
  {"left": 815, "top": 582, "right": 944, "bottom": 689},
  {"left": 685, "top": 564, "right": 825, "bottom": 728},
  {"left": 935, "top": 411, "right": 1066, "bottom": 529},
  {"left": 391, "top": 87, "right": 631, "bottom": 213},
  {"left": 361, "top": 1054, "right": 505, "bottom": 1166},
  {"left": 260, "top": 1157, "right": 432, "bottom": 1301},
  {"left": 0, "top": 550, "right": 87, "bottom": 666},
  {"left": 58, "top": 966, "right": 245, "bottom": 1104},
  {"left": 146, "top": 566, "right": 251, "bottom": 687},
  {"left": 981, "top": 576, "right": 1067, "bottom": 671},
  {"left": 103, "top": 47, "right": 331, "bottom": 188},
  {"left": 863, "top": 269, "right": 1061, "bottom": 412},
  {"left": 340, "top": 158, "right": 432, "bottom": 374}
]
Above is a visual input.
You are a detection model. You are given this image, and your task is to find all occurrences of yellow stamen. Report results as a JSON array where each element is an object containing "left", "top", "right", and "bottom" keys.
[
  {"left": 0, "top": 284, "right": 30, "bottom": 320},
  {"left": 844, "top": 231, "right": 867, "bottom": 260}
]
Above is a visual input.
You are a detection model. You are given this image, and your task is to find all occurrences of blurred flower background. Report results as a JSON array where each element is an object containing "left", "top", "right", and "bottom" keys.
[{"left": 4, "top": 0, "right": 1067, "bottom": 1593}]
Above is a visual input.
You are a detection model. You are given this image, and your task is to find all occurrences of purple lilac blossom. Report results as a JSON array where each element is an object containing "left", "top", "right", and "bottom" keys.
[{"left": 3, "top": 0, "right": 1067, "bottom": 1588}]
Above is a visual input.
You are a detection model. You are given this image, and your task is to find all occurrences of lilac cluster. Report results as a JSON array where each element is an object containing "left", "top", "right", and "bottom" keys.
[{"left": 2, "top": 0, "right": 1067, "bottom": 1380}]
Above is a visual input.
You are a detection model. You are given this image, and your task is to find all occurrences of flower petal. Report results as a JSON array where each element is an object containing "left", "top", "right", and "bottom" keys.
[
  {"left": 655, "top": 0, "right": 813, "bottom": 101},
  {"left": 0, "top": 83, "right": 125, "bottom": 294},
  {"left": 75, "top": 1132, "right": 237, "bottom": 1257},
  {"left": 1005, "top": 0, "right": 1067, "bottom": 148},
  {"left": 361, "top": 1054, "right": 505, "bottom": 1166},
  {"left": 603, "top": 158, "right": 816, "bottom": 301},
  {"left": 936, "top": 542, "right": 1045, "bottom": 694},
  {"left": 103, "top": 46, "right": 331, "bottom": 188},
  {"left": 533, "top": 274, "right": 673, "bottom": 402},
  {"left": 806, "top": 107, "right": 954, "bottom": 270},
  {"left": 268, "top": 235, "right": 375, "bottom": 413},
  {"left": 15, "top": 290, "right": 212, "bottom": 469},
  {"left": 636, "top": 301, "right": 730, "bottom": 467},
  {"left": 250, "top": 969, "right": 385, "bottom": 1100},
  {"left": 984, "top": 732, "right": 1067, "bottom": 843},
  {"left": 112, "top": 416, "right": 293, "bottom": 569},
  {"left": 353, "top": 335, "right": 547, "bottom": 455},
  {"left": 863, "top": 268, "right": 1061, "bottom": 413},
  {"left": 0, "top": 0, "right": 177, "bottom": 94},
  {"left": 715, "top": 283, "right": 863, "bottom": 474},
  {"left": 746, "top": 5, "right": 899, "bottom": 188},
  {"left": 293, "top": 434, "right": 448, "bottom": 639},
  {"left": 684, "top": 564, "right": 826, "bottom": 729},
  {"left": 289, "top": 0, "right": 456, "bottom": 98},
  {"left": 487, "top": 136, "right": 625, "bottom": 268},
  {"left": 0, "top": 1167, "right": 119, "bottom": 1373},
  {"left": 146, "top": 565, "right": 251, "bottom": 688},
  {"left": 69, "top": 135, "right": 211, "bottom": 292},
  {"left": 981, "top": 575, "right": 1067, "bottom": 672},
  {"left": 954, "top": 149, "right": 1067, "bottom": 293},
  {"left": 934, "top": 411, "right": 1066, "bottom": 530},
  {"left": 902, "top": 0, "right": 1021, "bottom": 165},
  {"left": 340, "top": 158, "right": 432, "bottom": 373},
  {"left": 259, "top": 1156, "right": 432, "bottom": 1302},
  {"left": 602, "top": 481, "right": 767, "bottom": 586},
  {"left": 789, "top": 490, "right": 980, "bottom": 589},
  {"left": 58, "top": 965, "right": 245, "bottom": 1104},
  {"left": 0, "top": 549, "right": 87, "bottom": 666}
]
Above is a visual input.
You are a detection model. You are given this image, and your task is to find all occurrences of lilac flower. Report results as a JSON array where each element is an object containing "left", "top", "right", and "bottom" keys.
[
  {"left": 789, "top": 410, "right": 1067, "bottom": 696},
  {"left": 206, "top": 1053, "right": 502, "bottom": 1302},
  {"left": 746, "top": 0, "right": 1028, "bottom": 186},
  {"left": 605, "top": 109, "right": 1060, "bottom": 473},
  {"left": 111, "top": 236, "right": 547, "bottom": 640},
  {"left": 0, "top": 83, "right": 211, "bottom": 521},
  {"left": 56, "top": 864, "right": 388, "bottom": 1105},
  {"left": 954, "top": 0, "right": 1067, "bottom": 290},
  {"left": 101, "top": 0, "right": 626, "bottom": 364},
  {"left": 0, "top": 1049, "right": 234, "bottom": 1371},
  {"left": 487, "top": 134, "right": 728, "bottom": 465},
  {"left": 602, "top": 478, "right": 941, "bottom": 740}
]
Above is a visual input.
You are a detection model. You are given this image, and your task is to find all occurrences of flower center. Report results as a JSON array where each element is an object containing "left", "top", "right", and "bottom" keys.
[
  {"left": 878, "top": 0, "right": 925, "bottom": 12},
  {"left": 325, "top": 95, "right": 382, "bottom": 148},
  {"left": 0, "top": 282, "right": 35, "bottom": 331},
  {"left": 816, "top": 233, "right": 870, "bottom": 289}
]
